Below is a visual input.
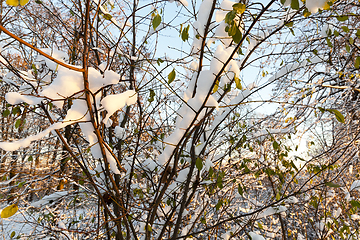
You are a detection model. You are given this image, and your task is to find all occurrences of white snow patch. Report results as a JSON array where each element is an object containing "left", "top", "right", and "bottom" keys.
[
  {"left": 306, "top": 0, "right": 327, "bottom": 13},
  {"left": 114, "top": 126, "right": 126, "bottom": 140},
  {"left": 101, "top": 90, "right": 137, "bottom": 124},
  {"left": 31, "top": 191, "right": 68, "bottom": 207},
  {"left": 249, "top": 232, "right": 265, "bottom": 240},
  {"left": 5, "top": 92, "right": 42, "bottom": 105},
  {"left": 350, "top": 180, "right": 360, "bottom": 191},
  {"left": 257, "top": 206, "right": 287, "bottom": 219}
]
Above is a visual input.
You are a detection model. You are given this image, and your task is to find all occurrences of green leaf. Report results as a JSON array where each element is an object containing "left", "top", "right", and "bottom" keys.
[
  {"left": 224, "top": 11, "right": 236, "bottom": 25},
  {"left": 10, "top": 231, "right": 15, "bottom": 238},
  {"left": 238, "top": 184, "right": 243, "bottom": 195},
  {"left": 273, "top": 141, "right": 279, "bottom": 150},
  {"left": 349, "top": 37, "right": 354, "bottom": 45},
  {"left": 28, "top": 156, "right": 33, "bottom": 161},
  {"left": 103, "top": 13, "right": 112, "bottom": 20},
  {"left": 341, "top": 26, "right": 349, "bottom": 33},
  {"left": 285, "top": 21, "right": 294, "bottom": 27},
  {"left": 216, "top": 172, "right": 224, "bottom": 188},
  {"left": 31, "top": 63, "right": 38, "bottom": 74},
  {"left": 196, "top": 158, "right": 203, "bottom": 171},
  {"left": 168, "top": 69, "right": 176, "bottom": 84},
  {"left": 181, "top": 25, "right": 190, "bottom": 42},
  {"left": 227, "top": 23, "right": 237, "bottom": 36},
  {"left": 318, "top": 107, "right": 325, "bottom": 113},
  {"left": 276, "top": 192, "right": 281, "bottom": 201},
  {"left": 323, "top": 1, "right": 332, "bottom": 10},
  {"left": 346, "top": 44, "right": 350, "bottom": 53},
  {"left": 325, "top": 182, "right": 341, "bottom": 188},
  {"left": 209, "top": 167, "right": 213, "bottom": 177},
  {"left": 355, "top": 56, "right": 360, "bottom": 69},
  {"left": 232, "top": 27, "right": 242, "bottom": 44},
  {"left": 327, "top": 109, "right": 345, "bottom": 123},
  {"left": 1, "top": 204, "right": 18, "bottom": 218},
  {"left": 18, "top": 181, "right": 26, "bottom": 188},
  {"left": 350, "top": 200, "right": 360, "bottom": 208},
  {"left": 291, "top": 0, "right": 299, "bottom": 10},
  {"left": 152, "top": 14, "right": 161, "bottom": 30},
  {"left": 334, "top": 30, "right": 339, "bottom": 37},
  {"left": 336, "top": 15, "right": 348, "bottom": 22},
  {"left": 12, "top": 106, "right": 21, "bottom": 115},
  {"left": 148, "top": 89, "right": 155, "bottom": 103},
  {"left": 232, "top": 3, "right": 246, "bottom": 14},
  {"left": 146, "top": 224, "right": 152, "bottom": 232},
  {"left": 213, "top": 80, "right": 219, "bottom": 93},
  {"left": 156, "top": 58, "right": 163, "bottom": 66},
  {"left": 234, "top": 76, "right": 242, "bottom": 90},
  {"left": 326, "top": 38, "right": 333, "bottom": 48},
  {"left": 289, "top": 28, "right": 295, "bottom": 36},
  {"left": 215, "top": 199, "right": 223, "bottom": 211},
  {"left": 15, "top": 119, "right": 22, "bottom": 129},
  {"left": 356, "top": 29, "right": 360, "bottom": 38},
  {"left": 303, "top": 8, "right": 311, "bottom": 17},
  {"left": 2, "top": 109, "right": 10, "bottom": 117}
]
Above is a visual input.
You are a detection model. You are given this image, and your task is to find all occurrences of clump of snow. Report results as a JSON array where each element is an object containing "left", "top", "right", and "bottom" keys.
[
  {"left": 176, "top": 168, "right": 190, "bottom": 182},
  {"left": 204, "top": 158, "right": 214, "bottom": 170},
  {"left": 179, "top": 0, "right": 188, "bottom": 6},
  {"left": 0, "top": 174, "right": 18, "bottom": 186},
  {"left": 333, "top": 207, "right": 342, "bottom": 218},
  {"left": 5, "top": 92, "right": 42, "bottom": 105},
  {"left": 37, "top": 48, "right": 68, "bottom": 71},
  {"left": 285, "top": 196, "right": 299, "bottom": 204},
  {"left": 114, "top": 126, "right": 126, "bottom": 140},
  {"left": 297, "top": 233, "right": 306, "bottom": 240},
  {"left": 320, "top": 24, "right": 333, "bottom": 37},
  {"left": 40, "top": 66, "right": 83, "bottom": 108},
  {"left": 63, "top": 99, "right": 89, "bottom": 122},
  {"left": 101, "top": 90, "right": 137, "bottom": 124},
  {"left": 214, "top": 21, "right": 233, "bottom": 46},
  {"left": 104, "top": 143, "right": 122, "bottom": 174},
  {"left": 205, "top": 95, "right": 219, "bottom": 110},
  {"left": 158, "top": 145, "right": 176, "bottom": 166},
  {"left": 0, "top": 99, "right": 91, "bottom": 152},
  {"left": 282, "top": 0, "right": 291, "bottom": 7},
  {"left": 79, "top": 122, "right": 100, "bottom": 158},
  {"left": 31, "top": 191, "right": 68, "bottom": 207},
  {"left": 168, "top": 0, "right": 188, "bottom": 7},
  {"left": 221, "top": 231, "right": 231, "bottom": 240},
  {"left": 249, "top": 232, "right": 265, "bottom": 240},
  {"left": 306, "top": 0, "right": 327, "bottom": 13},
  {"left": 88, "top": 67, "right": 120, "bottom": 93},
  {"left": 257, "top": 205, "right": 287, "bottom": 219},
  {"left": 349, "top": 165, "right": 353, "bottom": 174},
  {"left": 216, "top": 0, "right": 235, "bottom": 22},
  {"left": 191, "top": 0, "right": 213, "bottom": 54},
  {"left": 350, "top": 180, "right": 360, "bottom": 191},
  {"left": 0, "top": 122, "right": 64, "bottom": 151}
]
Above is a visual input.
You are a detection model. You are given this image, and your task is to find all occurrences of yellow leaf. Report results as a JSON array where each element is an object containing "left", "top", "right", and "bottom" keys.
[
  {"left": 6, "top": 0, "right": 29, "bottom": 6},
  {"left": 6, "top": 0, "right": 19, "bottom": 6},
  {"left": 20, "top": 0, "right": 29, "bottom": 5},
  {"left": 1, "top": 204, "right": 18, "bottom": 218}
]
